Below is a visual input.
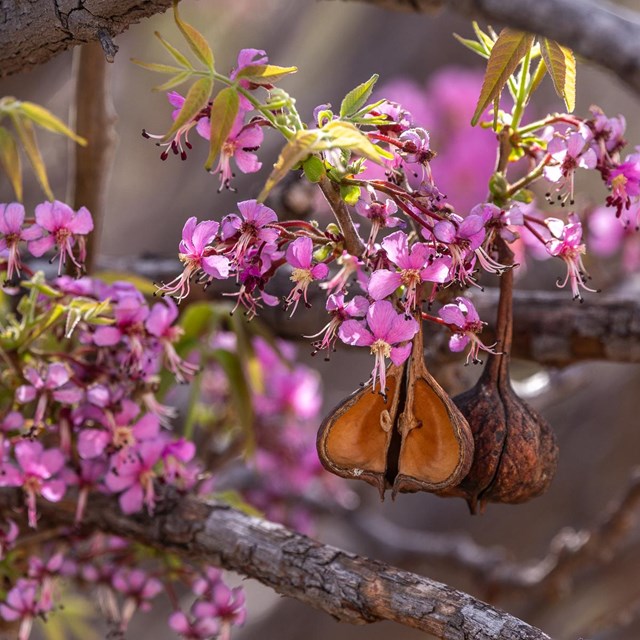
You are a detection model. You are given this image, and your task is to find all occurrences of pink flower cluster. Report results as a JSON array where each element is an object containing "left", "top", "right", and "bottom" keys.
[{"left": 0, "top": 201, "right": 93, "bottom": 282}]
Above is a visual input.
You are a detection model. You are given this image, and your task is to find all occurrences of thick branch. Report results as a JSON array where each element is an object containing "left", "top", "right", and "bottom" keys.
[
  {"left": 0, "top": 0, "right": 172, "bottom": 78},
  {"left": 355, "top": 0, "right": 640, "bottom": 95},
  {"left": 3, "top": 488, "right": 551, "bottom": 640}
]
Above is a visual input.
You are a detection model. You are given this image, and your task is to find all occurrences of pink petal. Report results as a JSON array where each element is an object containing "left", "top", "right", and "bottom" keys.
[
  {"left": 457, "top": 297, "right": 480, "bottom": 323},
  {"left": 1, "top": 203, "right": 25, "bottom": 233},
  {"left": 180, "top": 217, "right": 198, "bottom": 251},
  {"left": 191, "top": 220, "right": 220, "bottom": 254},
  {"left": 119, "top": 484, "right": 144, "bottom": 514},
  {"left": 166, "top": 92, "right": 185, "bottom": 109},
  {"left": 433, "top": 220, "right": 456, "bottom": 243},
  {"left": 93, "top": 326, "right": 121, "bottom": 346},
  {"left": 146, "top": 302, "right": 174, "bottom": 337},
  {"left": 338, "top": 319, "right": 373, "bottom": 347},
  {"left": 202, "top": 254, "right": 230, "bottom": 279},
  {"left": 28, "top": 235, "right": 55, "bottom": 257},
  {"left": 449, "top": 333, "right": 470, "bottom": 352},
  {"left": 234, "top": 149, "right": 262, "bottom": 174},
  {"left": 310, "top": 263, "right": 329, "bottom": 280},
  {"left": 21, "top": 224, "right": 42, "bottom": 241},
  {"left": 15, "top": 385, "right": 36, "bottom": 404},
  {"left": 133, "top": 414, "right": 159, "bottom": 440},
  {"left": 344, "top": 295, "right": 369, "bottom": 318},
  {"left": 368, "top": 270, "right": 402, "bottom": 300},
  {"left": 78, "top": 430, "right": 110, "bottom": 459},
  {"left": 236, "top": 124, "right": 264, "bottom": 149},
  {"left": 46, "top": 363, "right": 70, "bottom": 388},
  {"left": 41, "top": 449, "right": 65, "bottom": 475},
  {"left": 33, "top": 201, "right": 56, "bottom": 231},
  {"left": 439, "top": 304, "right": 465, "bottom": 327},
  {"left": 196, "top": 117, "right": 211, "bottom": 140},
  {"left": 286, "top": 237, "right": 313, "bottom": 269},
  {"left": 420, "top": 256, "right": 452, "bottom": 283},
  {"left": 52, "top": 385, "right": 83, "bottom": 405},
  {"left": 390, "top": 343, "right": 412, "bottom": 366},
  {"left": 68, "top": 207, "right": 93, "bottom": 234},
  {"left": 384, "top": 314, "right": 419, "bottom": 345},
  {"left": 380, "top": 231, "right": 409, "bottom": 267},
  {"left": 15, "top": 441, "right": 43, "bottom": 472},
  {"left": 41, "top": 479, "right": 66, "bottom": 502},
  {"left": 365, "top": 300, "right": 399, "bottom": 341},
  {"left": 237, "top": 200, "right": 277, "bottom": 226}
]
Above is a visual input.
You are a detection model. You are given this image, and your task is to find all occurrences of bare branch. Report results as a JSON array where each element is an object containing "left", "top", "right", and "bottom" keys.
[
  {"left": 353, "top": 0, "right": 640, "bottom": 95},
  {"left": 67, "top": 42, "right": 118, "bottom": 273},
  {"left": 0, "top": 0, "right": 172, "bottom": 78},
  {"left": 0, "top": 488, "right": 551, "bottom": 640},
  {"left": 317, "top": 176, "right": 366, "bottom": 257}
]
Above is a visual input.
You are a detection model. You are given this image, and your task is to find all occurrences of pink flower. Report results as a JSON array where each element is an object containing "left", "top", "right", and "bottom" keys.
[
  {"left": 545, "top": 217, "right": 598, "bottom": 300},
  {"left": 368, "top": 230, "right": 451, "bottom": 310},
  {"left": 0, "top": 578, "right": 52, "bottom": 640},
  {"left": 28, "top": 200, "right": 93, "bottom": 273},
  {"left": 0, "top": 519, "right": 18, "bottom": 560},
  {"left": 439, "top": 297, "right": 496, "bottom": 364},
  {"left": 544, "top": 131, "right": 597, "bottom": 198},
  {"left": 16, "top": 362, "right": 82, "bottom": 427},
  {"left": 205, "top": 115, "right": 263, "bottom": 191},
  {"left": 606, "top": 150, "right": 640, "bottom": 218},
  {"left": 156, "top": 217, "right": 230, "bottom": 302},
  {"left": 307, "top": 293, "right": 369, "bottom": 356},
  {"left": 0, "top": 441, "right": 67, "bottom": 527},
  {"left": 146, "top": 299, "right": 199, "bottom": 382},
  {"left": 355, "top": 195, "right": 403, "bottom": 247},
  {"left": 339, "top": 299, "right": 419, "bottom": 392},
  {"left": 169, "top": 610, "right": 220, "bottom": 640},
  {"left": 105, "top": 441, "right": 164, "bottom": 514},
  {"left": 284, "top": 237, "right": 329, "bottom": 315},
  {"left": 0, "top": 203, "right": 41, "bottom": 282}
]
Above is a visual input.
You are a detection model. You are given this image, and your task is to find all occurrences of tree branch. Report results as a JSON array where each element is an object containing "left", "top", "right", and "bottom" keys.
[
  {"left": 354, "top": 0, "right": 640, "bottom": 95},
  {"left": 1, "top": 488, "right": 551, "bottom": 640},
  {"left": 67, "top": 41, "right": 118, "bottom": 274},
  {"left": 0, "top": 0, "right": 172, "bottom": 78}
]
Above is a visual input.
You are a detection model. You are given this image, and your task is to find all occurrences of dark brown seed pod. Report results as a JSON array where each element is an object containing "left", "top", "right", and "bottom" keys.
[{"left": 443, "top": 239, "right": 559, "bottom": 513}]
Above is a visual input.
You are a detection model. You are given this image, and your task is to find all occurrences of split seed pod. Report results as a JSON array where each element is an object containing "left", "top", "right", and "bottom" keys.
[
  {"left": 443, "top": 240, "right": 559, "bottom": 513},
  {"left": 317, "top": 319, "right": 474, "bottom": 497}
]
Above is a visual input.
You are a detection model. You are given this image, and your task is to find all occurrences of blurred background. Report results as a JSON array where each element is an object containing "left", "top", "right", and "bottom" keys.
[{"left": 3, "top": 0, "right": 640, "bottom": 638}]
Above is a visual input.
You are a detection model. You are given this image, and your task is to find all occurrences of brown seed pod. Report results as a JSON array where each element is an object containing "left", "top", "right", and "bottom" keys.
[
  {"left": 443, "top": 239, "right": 559, "bottom": 513},
  {"left": 317, "top": 320, "right": 474, "bottom": 498}
]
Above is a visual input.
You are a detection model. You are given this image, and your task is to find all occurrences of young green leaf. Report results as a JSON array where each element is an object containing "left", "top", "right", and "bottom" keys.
[
  {"left": 340, "top": 74, "right": 379, "bottom": 118},
  {"left": 130, "top": 59, "right": 185, "bottom": 75},
  {"left": 154, "top": 31, "right": 194, "bottom": 69},
  {"left": 162, "top": 76, "right": 213, "bottom": 142},
  {"left": 539, "top": 38, "right": 576, "bottom": 112},
  {"left": 471, "top": 28, "right": 535, "bottom": 126},
  {"left": 340, "top": 183, "right": 361, "bottom": 205},
  {"left": 234, "top": 64, "right": 298, "bottom": 84},
  {"left": 453, "top": 34, "right": 491, "bottom": 59},
  {"left": 302, "top": 155, "right": 325, "bottom": 183},
  {"left": 152, "top": 70, "right": 192, "bottom": 93},
  {"left": 473, "top": 21, "right": 496, "bottom": 53},
  {"left": 9, "top": 114, "right": 53, "bottom": 200},
  {"left": 19, "top": 102, "right": 87, "bottom": 146},
  {"left": 322, "top": 120, "right": 393, "bottom": 163},
  {"left": 259, "top": 130, "right": 323, "bottom": 201},
  {"left": 173, "top": 1, "right": 214, "bottom": 71},
  {"left": 205, "top": 87, "right": 239, "bottom": 172},
  {"left": 527, "top": 58, "right": 548, "bottom": 102},
  {"left": 0, "top": 126, "right": 22, "bottom": 201}
]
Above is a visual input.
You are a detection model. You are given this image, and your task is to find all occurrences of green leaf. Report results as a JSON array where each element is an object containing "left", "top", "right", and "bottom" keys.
[
  {"left": 152, "top": 70, "right": 192, "bottom": 92},
  {"left": 539, "top": 38, "right": 576, "bottom": 112},
  {"left": 204, "top": 87, "right": 239, "bottom": 171},
  {"left": 234, "top": 64, "right": 297, "bottom": 84},
  {"left": 0, "top": 126, "right": 22, "bottom": 201},
  {"left": 130, "top": 59, "right": 185, "bottom": 74},
  {"left": 322, "top": 120, "right": 393, "bottom": 163},
  {"left": 340, "top": 74, "right": 379, "bottom": 118},
  {"left": 19, "top": 102, "right": 86, "bottom": 146},
  {"left": 471, "top": 28, "right": 535, "bottom": 126},
  {"left": 259, "top": 130, "right": 323, "bottom": 201},
  {"left": 162, "top": 76, "right": 213, "bottom": 142},
  {"left": 94, "top": 271, "right": 157, "bottom": 297},
  {"left": 453, "top": 33, "right": 491, "bottom": 59},
  {"left": 173, "top": 1, "right": 215, "bottom": 71},
  {"left": 154, "top": 31, "right": 194, "bottom": 69},
  {"left": 302, "top": 155, "right": 325, "bottom": 183},
  {"left": 211, "top": 348, "right": 255, "bottom": 451},
  {"left": 9, "top": 114, "right": 53, "bottom": 200},
  {"left": 527, "top": 58, "right": 547, "bottom": 101},
  {"left": 340, "top": 183, "right": 361, "bottom": 205}
]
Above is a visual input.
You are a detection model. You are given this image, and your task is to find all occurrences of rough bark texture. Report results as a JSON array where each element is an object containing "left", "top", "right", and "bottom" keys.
[
  {"left": 0, "top": 0, "right": 172, "bottom": 78},
  {"left": 2, "top": 488, "right": 551, "bottom": 640},
  {"left": 356, "top": 0, "right": 640, "bottom": 94}
]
